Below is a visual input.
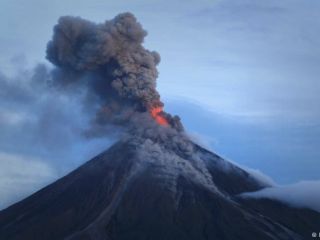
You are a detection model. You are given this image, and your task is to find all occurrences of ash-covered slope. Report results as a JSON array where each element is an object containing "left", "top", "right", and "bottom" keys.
[{"left": 0, "top": 137, "right": 319, "bottom": 240}]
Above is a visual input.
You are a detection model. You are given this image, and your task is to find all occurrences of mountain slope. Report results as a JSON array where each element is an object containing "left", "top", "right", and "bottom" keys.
[{"left": 0, "top": 138, "right": 319, "bottom": 240}]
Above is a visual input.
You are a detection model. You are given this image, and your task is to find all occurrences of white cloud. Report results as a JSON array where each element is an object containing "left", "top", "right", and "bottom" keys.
[
  {"left": 187, "top": 131, "right": 218, "bottom": 150},
  {"left": 0, "top": 110, "right": 24, "bottom": 125},
  {"left": 242, "top": 167, "right": 277, "bottom": 186},
  {"left": 241, "top": 180, "right": 320, "bottom": 213},
  {"left": 0, "top": 152, "right": 57, "bottom": 210}
]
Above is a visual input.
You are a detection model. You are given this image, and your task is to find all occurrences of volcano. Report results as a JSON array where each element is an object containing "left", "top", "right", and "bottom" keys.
[
  {"left": 1, "top": 12, "right": 319, "bottom": 240},
  {"left": 0, "top": 135, "right": 319, "bottom": 240}
]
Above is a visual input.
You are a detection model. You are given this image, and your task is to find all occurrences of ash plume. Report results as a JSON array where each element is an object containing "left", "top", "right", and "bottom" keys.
[{"left": 46, "top": 12, "right": 182, "bottom": 133}]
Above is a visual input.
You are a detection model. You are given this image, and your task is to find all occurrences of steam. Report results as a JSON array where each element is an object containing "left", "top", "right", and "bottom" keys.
[
  {"left": 46, "top": 12, "right": 182, "bottom": 133},
  {"left": 241, "top": 181, "right": 320, "bottom": 213}
]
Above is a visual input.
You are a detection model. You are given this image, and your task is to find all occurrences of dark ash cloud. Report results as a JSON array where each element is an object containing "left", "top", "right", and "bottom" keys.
[
  {"left": 46, "top": 12, "right": 182, "bottom": 133},
  {"left": 0, "top": 12, "right": 187, "bottom": 173}
]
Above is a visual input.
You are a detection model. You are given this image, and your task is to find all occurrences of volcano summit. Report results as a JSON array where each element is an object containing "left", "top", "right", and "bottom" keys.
[{"left": 0, "top": 13, "right": 319, "bottom": 240}]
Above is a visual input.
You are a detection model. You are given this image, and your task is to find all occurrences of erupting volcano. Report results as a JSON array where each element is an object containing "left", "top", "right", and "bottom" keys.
[
  {"left": 150, "top": 107, "right": 169, "bottom": 126},
  {"left": 0, "top": 12, "right": 319, "bottom": 240}
]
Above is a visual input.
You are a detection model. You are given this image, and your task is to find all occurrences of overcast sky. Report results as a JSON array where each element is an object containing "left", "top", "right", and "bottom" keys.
[{"left": 0, "top": 0, "right": 319, "bottom": 209}]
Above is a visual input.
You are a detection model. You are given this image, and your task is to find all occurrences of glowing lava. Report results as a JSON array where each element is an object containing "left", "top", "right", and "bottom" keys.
[{"left": 150, "top": 107, "right": 168, "bottom": 126}]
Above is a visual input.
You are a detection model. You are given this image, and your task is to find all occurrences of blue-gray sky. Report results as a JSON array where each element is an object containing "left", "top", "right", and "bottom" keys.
[{"left": 0, "top": 0, "right": 319, "bottom": 209}]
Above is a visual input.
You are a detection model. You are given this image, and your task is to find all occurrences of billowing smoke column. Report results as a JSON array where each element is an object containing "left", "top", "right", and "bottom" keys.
[{"left": 46, "top": 12, "right": 182, "bottom": 132}]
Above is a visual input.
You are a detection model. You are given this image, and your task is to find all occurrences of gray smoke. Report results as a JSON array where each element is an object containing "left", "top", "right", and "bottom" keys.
[
  {"left": 46, "top": 12, "right": 182, "bottom": 132},
  {"left": 0, "top": 12, "right": 191, "bottom": 175},
  {"left": 0, "top": 13, "right": 197, "bottom": 210}
]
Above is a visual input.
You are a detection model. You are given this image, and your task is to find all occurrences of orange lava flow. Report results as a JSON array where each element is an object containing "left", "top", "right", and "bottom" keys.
[{"left": 150, "top": 107, "right": 169, "bottom": 126}]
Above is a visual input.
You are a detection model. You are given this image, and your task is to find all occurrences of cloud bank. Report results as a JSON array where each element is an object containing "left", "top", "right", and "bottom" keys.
[
  {"left": 0, "top": 63, "right": 115, "bottom": 209},
  {"left": 241, "top": 180, "right": 320, "bottom": 213},
  {"left": 0, "top": 152, "right": 55, "bottom": 209}
]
